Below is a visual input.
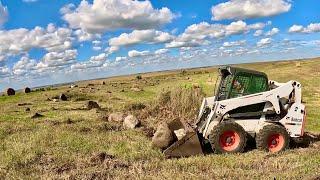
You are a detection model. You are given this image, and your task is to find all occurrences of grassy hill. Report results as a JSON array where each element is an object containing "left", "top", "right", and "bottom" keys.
[{"left": 0, "top": 58, "right": 319, "bottom": 179}]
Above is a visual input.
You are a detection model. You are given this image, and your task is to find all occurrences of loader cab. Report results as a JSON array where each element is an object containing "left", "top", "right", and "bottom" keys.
[{"left": 215, "top": 66, "right": 268, "bottom": 101}]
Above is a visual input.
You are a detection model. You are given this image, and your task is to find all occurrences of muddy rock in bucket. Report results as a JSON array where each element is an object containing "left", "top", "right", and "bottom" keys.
[{"left": 152, "top": 122, "right": 176, "bottom": 150}]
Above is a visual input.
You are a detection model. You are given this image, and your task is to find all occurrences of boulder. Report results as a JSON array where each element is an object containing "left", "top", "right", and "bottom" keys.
[
  {"left": 174, "top": 128, "right": 187, "bottom": 140},
  {"left": 24, "top": 87, "right": 31, "bottom": 93},
  {"left": 6, "top": 88, "right": 15, "bottom": 96},
  {"left": 123, "top": 115, "right": 140, "bottom": 129},
  {"left": 86, "top": 101, "right": 100, "bottom": 110},
  {"left": 152, "top": 122, "right": 175, "bottom": 149},
  {"left": 59, "top": 94, "right": 68, "bottom": 101},
  {"left": 108, "top": 112, "right": 125, "bottom": 122}
]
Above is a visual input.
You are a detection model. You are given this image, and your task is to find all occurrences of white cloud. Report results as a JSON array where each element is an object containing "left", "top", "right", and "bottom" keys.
[
  {"left": 154, "top": 48, "right": 169, "bottom": 55},
  {"left": 109, "top": 29, "right": 174, "bottom": 49},
  {"left": 212, "top": 0, "right": 291, "bottom": 20},
  {"left": 12, "top": 56, "right": 37, "bottom": 76},
  {"left": 0, "top": 2, "right": 8, "bottom": 26},
  {"left": 93, "top": 46, "right": 102, "bottom": 51},
  {"left": 257, "top": 38, "right": 272, "bottom": 47},
  {"left": 115, "top": 56, "right": 127, "bottom": 62},
  {"left": 223, "top": 40, "right": 246, "bottom": 47},
  {"left": 62, "top": 0, "right": 175, "bottom": 33},
  {"left": 0, "top": 24, "right": 74, "bottom": 58},
  {"left": 289, "top": 23, "right": 320, "bottom": 33},
  {"left": 288, "top": 25, "right": 303, "bottom": 33},
  {"left": 265, "top": 28, "right": 279, "bottom": 36},
  {"left": 128, "top": 50, "right": 150, "bottom": 57},
  {"left": 39, "top": 49, "right": 77, "bottom": 70},
  {"left": 71, "top": 53, "right": 107, "bottom": 70},
  {"left": 166, "top": 20, "right": 267, "bottom": 48},
  {"left": 254, "top": 29, "right": 263, "bottom": 36},
  {"left": 74, "top": 29, "right": 100, "bottom": 42},
  {"left": 0, "top": 66, "right": 10, "bottom": 77}
]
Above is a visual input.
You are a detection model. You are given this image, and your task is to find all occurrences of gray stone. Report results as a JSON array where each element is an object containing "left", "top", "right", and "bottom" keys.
[
  {"left": 108, "top": 112, "right": 125, "bottom": 122},
  {"left": 152, "top": 122, "right": 175, "bottom": 149},
  {"left": 123, "top": 115, "right": 140, "bottom": 129}
]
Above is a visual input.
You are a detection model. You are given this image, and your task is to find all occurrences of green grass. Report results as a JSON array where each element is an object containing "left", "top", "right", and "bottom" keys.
[{"left": 0, "top": 58, "right": 319, "bottom": 179}]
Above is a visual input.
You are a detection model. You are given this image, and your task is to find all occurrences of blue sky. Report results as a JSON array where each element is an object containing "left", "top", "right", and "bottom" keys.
[{"left": 0, "top": 0, "right": 319, "bottom": 91}]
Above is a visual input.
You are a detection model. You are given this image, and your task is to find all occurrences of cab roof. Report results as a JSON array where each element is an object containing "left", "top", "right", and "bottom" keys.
[{"left": 219, "top": 66, "right": 268, "bottom": 78}]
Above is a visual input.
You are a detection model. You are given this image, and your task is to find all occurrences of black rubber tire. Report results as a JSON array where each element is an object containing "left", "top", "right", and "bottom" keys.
[
  {"left": 208, "top": 121, "right": 247, "bottom": 154},
  {"left": 256, "top": 124, "right": 290, "bottom": 152}
]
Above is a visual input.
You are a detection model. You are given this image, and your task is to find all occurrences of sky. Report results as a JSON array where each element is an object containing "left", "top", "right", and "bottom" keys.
[{"left": 0, "top": 0, "right": 320, "bottom": 91}]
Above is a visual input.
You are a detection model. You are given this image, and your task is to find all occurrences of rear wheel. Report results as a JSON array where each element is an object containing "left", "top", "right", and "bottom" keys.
[
  {"left": 208, "top": 121, "right": 247, "bottom": 154},
  {"left": 256, "top": 124, "right": 290, "bottom": 153}
]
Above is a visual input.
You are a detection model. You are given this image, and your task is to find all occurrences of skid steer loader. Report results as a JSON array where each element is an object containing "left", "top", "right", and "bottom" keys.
[{"left": 164, "top": 66, "right": 307, "bottom": 157}]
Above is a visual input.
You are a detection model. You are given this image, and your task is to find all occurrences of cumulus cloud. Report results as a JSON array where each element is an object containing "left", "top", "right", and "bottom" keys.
[
  {"left": 74, "top": 29, "right": 100, "bottom": 42},
  {"left": 0, "top": 2, "right": 8, "bottom": 26},
  {"left": 37, "top": 49, "right": 77, "bottom": 72},
  {"left": 0, "top": 66, "right": 10, "bottom": 77},
  {"left": 62, "top": 0, "right": 175, "bottom": 33},
  {"left": 154, "top": 48, "right": 169, "bottom": 55},
  {"left": 166, "top": 20, "right": 267, "bottom": 48},
  {"left": 265, "top": 28, "right": 279, "bottom": 36},
  {"left": 12, "top": 56, "right": 37, "bottom": 76},
  {"left": 109, "top": 29, "right": 174, "bottom": 50},
  {"left": 0, "top": 24, "right": 73, "bottom": 58},
  {"left": 128, "top": 50, "right": 150, "bottom": 57},
  {"left": 211, "top": 0, "right": 291, "bottom": 20},
  {"left": 257, "top": 38, "right": 272, "bottom": 47},
  {"left": 223, "top": 40, "right": 246, "bottom": 47},
  {"left": 71, "top": 53, "right": 107, "bottom": 70},
  {"left": 289, "top": 23, "right": 320, "bottom": 33},
  {"left": 254, "top": 29, "right": 263, "bottom": 36}
]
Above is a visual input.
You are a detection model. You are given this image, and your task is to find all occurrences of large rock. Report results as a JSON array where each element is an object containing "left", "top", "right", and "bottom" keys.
[
  {"left": 123, "top": 115, "right": 140, "bottom": 129},
  {"left": 86, "top": 101, "right": 100, "bottom": 110},
  {"left": 152, "top": 122, "right": 175, "bottom": 150},
  {"left": 108, "top": 112, "right": 125, "bottom": 122}
]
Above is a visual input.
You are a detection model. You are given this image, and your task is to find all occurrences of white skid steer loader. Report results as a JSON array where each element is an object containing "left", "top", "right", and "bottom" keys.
[{"left": 164, "top": 66, "right": 307, "bottom": 157}]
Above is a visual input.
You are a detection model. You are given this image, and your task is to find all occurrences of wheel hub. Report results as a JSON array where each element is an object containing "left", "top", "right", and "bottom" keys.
[{"left": 219, "top": 130, "right": 240, "bottom": 151}]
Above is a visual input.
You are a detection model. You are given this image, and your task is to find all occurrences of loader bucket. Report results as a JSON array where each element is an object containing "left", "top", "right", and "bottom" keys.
[{"left": 163, "top": 119, "right": 203, "bottom": 158}]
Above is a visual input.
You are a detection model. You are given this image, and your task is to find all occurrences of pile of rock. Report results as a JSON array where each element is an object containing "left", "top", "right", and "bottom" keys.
[{"left": 108, "top": 112, "right": 140, "bottom": 129}]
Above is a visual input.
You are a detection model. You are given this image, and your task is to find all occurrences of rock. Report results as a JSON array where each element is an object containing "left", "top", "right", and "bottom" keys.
[
  {"left": 24, "top": 87, "right": 31, "bottom": 93},
  {"left": 192, "top": 83, "right": 200, "bottom": 89},
  {"left": 152, "top": 122, "right": 175, "bottom": 149},
  {"left": 101, "top": 81, "right": 106, "bottom": 85},
  {"left": 86, "top": 101, "right": 100, "bottom": 110},
  {"left": 25, "top": 107, "right": 31, "bottom": 112},
  {"left": 131, "top": 87, "right": 143, "bottom": 92},
  {"left": 174, "top": 128, "right": 187, "bottom": 140},
  {"left": 6, "top": 88, "right": 15, "bottom": 96},
  {"left": 123, "top": 115, "right": 140, "bottom": 129},
  {"left": 31, "top": 113, "right": 44, "bottom": 119},
  {"left": 70, "top": 84, "right": 78, "bottom": 88},
  {"left": 108, "top": 112, "right": 124, "bottom": 122},
  {"left": 59, "top": 94, "right": 68, "bottom": 101},
  {"left": 296, "top": 62, "right": 301, "bottom": 67},
  {"left": 52, "top": 98, "right": 59, "bottom": 102}
]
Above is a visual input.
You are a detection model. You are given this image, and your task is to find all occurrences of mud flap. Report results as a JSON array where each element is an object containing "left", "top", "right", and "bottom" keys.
[{"left": 163, "top": 119, "right": 203, "bottom": 158}]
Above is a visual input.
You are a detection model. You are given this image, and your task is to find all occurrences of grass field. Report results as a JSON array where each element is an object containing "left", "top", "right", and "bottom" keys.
[{"left": 0, "top": 58, "right": 319, "bottom": 179}]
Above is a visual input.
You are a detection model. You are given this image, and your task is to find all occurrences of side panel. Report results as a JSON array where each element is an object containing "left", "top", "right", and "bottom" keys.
[{"left": 279, "top": 103, "right": 306, "bottom": 137}]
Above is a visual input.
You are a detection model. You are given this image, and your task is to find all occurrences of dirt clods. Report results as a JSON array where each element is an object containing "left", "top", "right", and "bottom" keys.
[
  {"left": 152, "top": 122, "right": 175, "bottom": 149},
  {"left": 59, "top": 93, "right": 68, "bottom": 101},
  {"left": 31, "top": 113, "right": 44, "bottom": 119},
  {"left": 123, "top": 115, "right": 140, "bottom": 129},
  {"left": 86, "top": 100, "right": 100, "bottom": 110}
]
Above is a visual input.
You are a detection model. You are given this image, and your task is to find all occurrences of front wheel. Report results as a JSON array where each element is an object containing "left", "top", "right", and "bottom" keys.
[
  {"left": 256, "top": 124, "right": 290, "bottom": 153},
  {"left": 208, "top": 121, "right": 247, "bottom": 154}
]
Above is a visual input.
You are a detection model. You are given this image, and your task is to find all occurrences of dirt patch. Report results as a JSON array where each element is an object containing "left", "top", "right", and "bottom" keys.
[{"left": 31, "top": 113, "right": 44, "bottom": 119}]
